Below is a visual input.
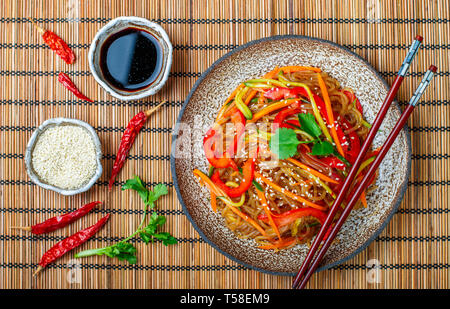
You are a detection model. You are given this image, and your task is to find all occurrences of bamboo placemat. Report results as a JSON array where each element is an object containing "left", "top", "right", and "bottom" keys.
[{"left": 0, "top": 0, "right": 448, "bottom": 289}]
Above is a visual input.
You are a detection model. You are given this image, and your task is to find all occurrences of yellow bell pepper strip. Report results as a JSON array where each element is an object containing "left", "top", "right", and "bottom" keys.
[
  {"left": 254, "top": 171, "right": 327, "bottom": 211},
  {"left": 317, "top": 73, "right": 345, "bottom": 157}
]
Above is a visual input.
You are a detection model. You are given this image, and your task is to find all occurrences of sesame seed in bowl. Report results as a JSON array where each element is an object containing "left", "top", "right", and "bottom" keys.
[{"left": 25, "top": 118, "right": 103, "bottom": 196}]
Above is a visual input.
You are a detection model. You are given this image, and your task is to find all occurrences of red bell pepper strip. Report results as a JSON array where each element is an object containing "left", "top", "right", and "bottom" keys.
[
  {"left": 343, "top": 90, "right": 363, "bottom": 114},
  {"left": 211, "top": 158, "right": 255, "bottom": 198},
  {"left": 203, "top": 129, "right": 238, "bottom": 171},
  {"left": 338, "top": 117, "right": 361, "bottom": 164},
  {"left": 272, "top": 101, "right": 304, "bottom": 131},
  {"left": 264, "top": 87, "right": 298, "bottom": 101},
  {"left": 258, "top": 207, "right": 327, "bottom": 227},
  {"left": 319, "top": 156, "right": 347, "bottom": 171},
  {"left": 203, "top": 110, "right": 245, "bottom": 171}
]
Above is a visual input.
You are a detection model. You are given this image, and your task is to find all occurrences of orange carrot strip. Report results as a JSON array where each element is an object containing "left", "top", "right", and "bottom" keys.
[
  {"left": 220, "top": 67, "right": 280, "bottom": 120},
  {"left": 227, "top": 205, "right": 268, "bottom": 237},
  {"left": 281, "top": 66, "right": 321, "bottom": 73},
  {"left": 245, "top": 89, "right": 258, "bottom": 105},
  {"left": 249, "top": 99, "right": 299, "bottom": 123},
  {"left": 254, "top": 172, "right": 327, "bottom": 211},
  {"left": 256, "top": 188, "right": 282, "bottom": 240},
  {"left": 317, "top": 73, "right": 345, "bottom": 157},
  {"left": 193, "top": 169, "right": 227, "bottom": 197},
  {"left": 264, "top": 66, "right": 281, "bottom": 79},
  {"left": 286, "top": 158, "right": 339, "bottom": 184},
  {"left": 215, "top": 84, "right": 245, "bottom": 122},
  {"left": 210, "top": 192, "right": 217, "bottom": 212},
  {"left": 360, "top": 189, "right": 368, "bottom": 208}
]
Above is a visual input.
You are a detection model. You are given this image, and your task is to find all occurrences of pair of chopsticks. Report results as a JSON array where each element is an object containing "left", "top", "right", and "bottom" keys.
[{"left": 292, "top": 35, "right": 437, "bottom": 289}]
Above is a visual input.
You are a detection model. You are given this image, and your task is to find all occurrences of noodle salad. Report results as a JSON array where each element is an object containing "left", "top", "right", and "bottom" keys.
[{"left": 193, "top": 66, "right": 379, "bottom": 251}]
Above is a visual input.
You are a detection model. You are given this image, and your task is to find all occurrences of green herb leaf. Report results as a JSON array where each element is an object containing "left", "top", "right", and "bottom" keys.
[
  {"left": 311, "top": 140, "right": 334, "bottom": 156},
  {"left": 253, "top": 180, "right": 264, "bottom": 192},
  {"left": 269, "top": 127, "right": 300, "bottom": 159},
  {"left": 298, "top": 113, "right": 322, "bottom": 138},
  {"left": 122, "top": 175, "right": 148, "bottom": 202},
  {"left": 147, "top": 183, "right": 169, "bottom": 208},
  {"left": 152, "top": 232, "right": 178, "bottom": 246},
  {"left": 76, "top": 177, "right": 176, "bottom": 264}
]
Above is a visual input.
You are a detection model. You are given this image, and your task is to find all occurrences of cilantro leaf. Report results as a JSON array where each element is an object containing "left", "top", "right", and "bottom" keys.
[
  {"left": 298, "top": 113, "right": 322, "bottom": 138},
  {"left": 269, "top": 127, "right": 300, "bottom": 159},
  {"left": 122, "top": 176, "right": 168, "bottom": 208},
  {"left": 122, "top": 175, "right": 148, "bottom": 202},
  {"left": 76, "top": 176, "right": 176, "bottom": 264},
  {"left": 139, "top": 212, "right": 178, "bottom": 246},
  {"left": 311, "top": 140, "right": 334, "bottom": 156},
  {"left": 147, "top": 184, "right": 169, "bottom": 208},
  {"left": 152, "top": 232, "right": 178, "bottom": 246}
]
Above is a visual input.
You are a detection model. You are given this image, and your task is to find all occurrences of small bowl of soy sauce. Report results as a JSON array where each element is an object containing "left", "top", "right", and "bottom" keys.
[{"left": 89, "top": 16, "right": 172, "bottom": 100}]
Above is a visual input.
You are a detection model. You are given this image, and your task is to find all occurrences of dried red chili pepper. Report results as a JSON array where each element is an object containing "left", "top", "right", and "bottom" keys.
[
  {"left": 108, "top": 101, "right": 166, "bottom": 190},
  {"left": 58, "top": 72, "right": 93, "bottom": 102},
  {"left": 30, "top": 19, "right": 76, "bottom": 65},
  {"left": 11, "top": 201, "right": 101, "bottom": 234},
  {"left": 33, "top": 214, "right": 110, "bottom": 276}
]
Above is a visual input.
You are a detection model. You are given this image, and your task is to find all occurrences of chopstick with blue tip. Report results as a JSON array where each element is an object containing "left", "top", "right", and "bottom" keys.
[
  {"left": 294, "top": 65, "right": 437, "bottom": 289},
  {"left": 292, "top": 35, "right": 424, "bottom": 289}
]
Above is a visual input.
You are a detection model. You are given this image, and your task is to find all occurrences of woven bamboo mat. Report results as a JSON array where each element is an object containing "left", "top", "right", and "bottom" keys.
[{"left": 0, "top": 0, "right": 448, "bottom": 289}]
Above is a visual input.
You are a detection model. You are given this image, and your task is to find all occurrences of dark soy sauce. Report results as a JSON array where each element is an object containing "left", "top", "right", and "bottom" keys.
[{"left": 100, "top": 27, "right": 162, "bottom": 92}]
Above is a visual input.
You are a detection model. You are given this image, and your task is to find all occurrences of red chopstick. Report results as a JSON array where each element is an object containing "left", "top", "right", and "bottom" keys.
[
  {"left": 294, "top": 65, "right": 437, "bottom": 289},
  {"left": 292, "top": 35, "right": 424, "bottom": 289}
]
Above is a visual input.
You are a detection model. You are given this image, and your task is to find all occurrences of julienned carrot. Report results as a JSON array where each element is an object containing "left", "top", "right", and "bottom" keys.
[
  {"left": 256, "top": 188, "right": 281, "bottom": 240},
  {"left": 360, "top": 189, "right": 368, "bottom": 208},
  {"left": 255, "top": 172, "right": 327, "bottom": 211},
  {"left": 249, "top": 99, "right": 299, "bottom": 122},
  {"left": 193, "top": 169, "right": 227, "bottom": 197},
  {"left": 264, "top": 66, "right": 281, "bottom": 79},
  {"left": 210, "top": 192, "right": 217, "bottom": 212},
  {"left": 286, "top": 158, "right": 339, "bottom": 184},
  {"left": 317, "top": 73, "right": 345, "bottom": 157},
  {"left": 227, "top": 203, "right": 268, "bottom": 237},
  {"left": 215, "top": 84, "right": 245, "bottom": 121},
  {"left": 245, "top": 89, "right": 259, "bottom": 105},
  {"left": 220, "top": 67, "right": 280, "bottom": 120},
  {"left": 225, "top": 84, "right": 244, "bottom": 106},
  {"left": 280, "top": 66, "right": 321, "bottom": 73}
]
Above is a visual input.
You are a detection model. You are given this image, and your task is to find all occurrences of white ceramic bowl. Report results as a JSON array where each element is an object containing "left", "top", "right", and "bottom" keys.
[
  {"left": 88, "top": 16, "right": 173, "bottom": 101},
  {"left": 25, "top": 118, "right": 103, "bottom": 196}
]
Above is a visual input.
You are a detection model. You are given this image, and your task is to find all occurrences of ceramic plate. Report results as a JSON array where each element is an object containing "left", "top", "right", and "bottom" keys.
[{"left": 171, "top": 35, "right": 410, "bottom": 275}]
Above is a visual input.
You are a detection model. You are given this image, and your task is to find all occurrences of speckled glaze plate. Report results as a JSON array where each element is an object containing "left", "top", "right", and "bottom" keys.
[{"left": 171, "top": 35, "right": 411, "bottom": 275}]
